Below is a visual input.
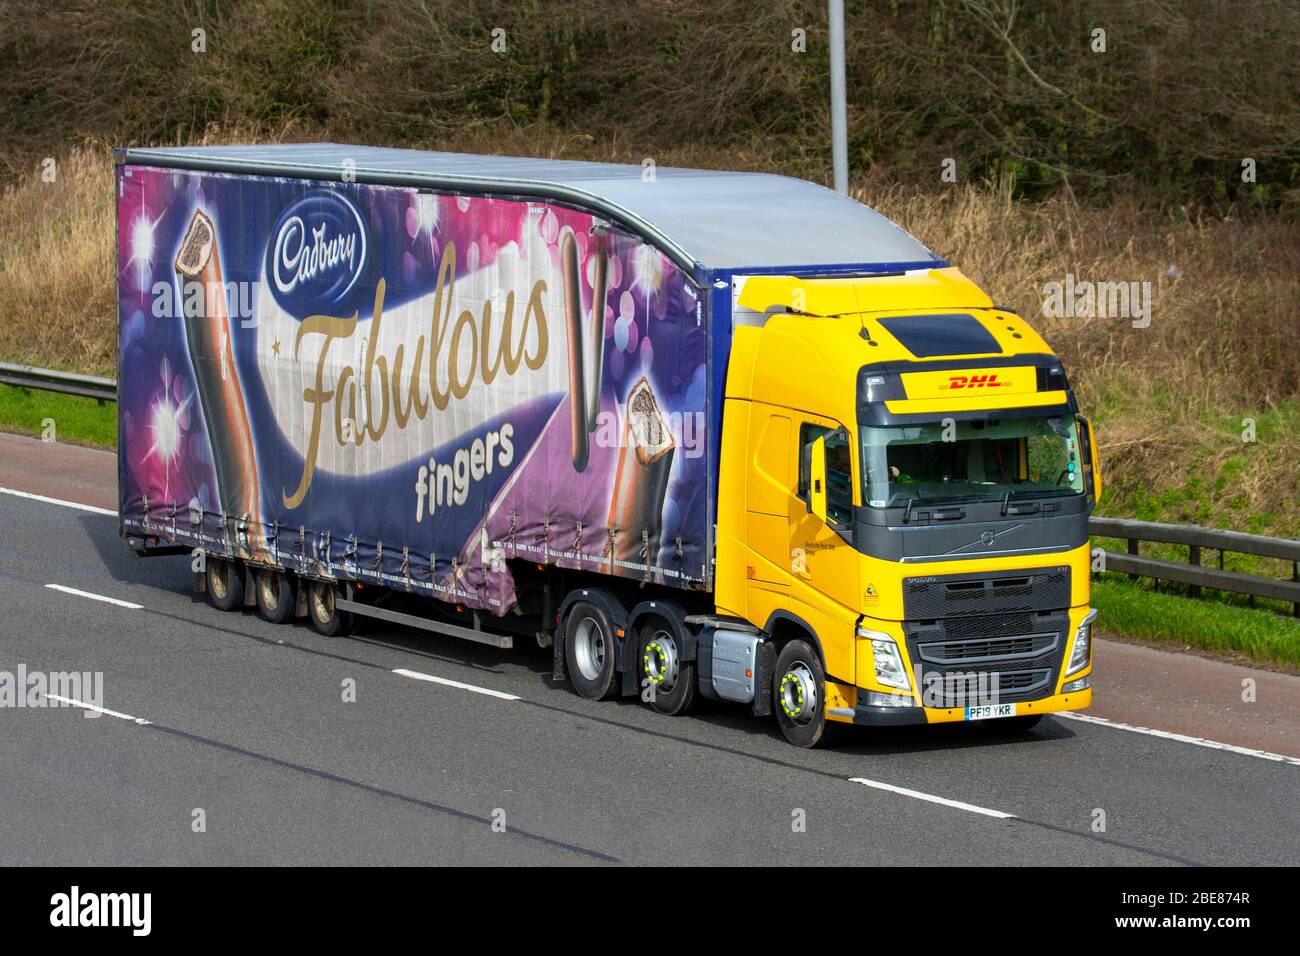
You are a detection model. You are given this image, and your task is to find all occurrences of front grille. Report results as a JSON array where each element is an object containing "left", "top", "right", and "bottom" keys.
[
  {"left": 903, "top": 611, "right": 1070, "bottom": 707},
  {"left": 918, "top": 632, "right": 1058, "bottom": 665},
  {"left": 897, "top": 567, "right": 1073, "bottom": 708},
  {"left": 902, "top": 566, "right": 1070, "bottom": 619}
]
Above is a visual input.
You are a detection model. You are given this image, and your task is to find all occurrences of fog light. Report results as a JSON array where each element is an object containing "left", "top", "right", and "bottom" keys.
[
  {"left": 1062, "top": 676, "right": 1091, "bottom": 693},
  {"left": 863, "top": 690, "right": 914, "bottom": 708}
]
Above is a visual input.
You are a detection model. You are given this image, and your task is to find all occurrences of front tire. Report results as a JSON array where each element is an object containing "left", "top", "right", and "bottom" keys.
[
  {"left": 564, "top": 601, "right": 619, "bottom": 700},
  {"left": 774, "top": 639, "right": 830, "bottom": 748},
  {"left": 255, "top": 569, "right": 297, "bottom": 624},
  {"left": 206, "top": 557, "right": 245, "bottom": 612},
  {"left": 637, "top": 617, "right": 697, "bottom": 716}
]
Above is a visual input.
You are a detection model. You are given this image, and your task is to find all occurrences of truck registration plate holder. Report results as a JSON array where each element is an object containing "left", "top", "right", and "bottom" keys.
[{"left": 965, "top": 703, "right": 1016, "bottom": 720}]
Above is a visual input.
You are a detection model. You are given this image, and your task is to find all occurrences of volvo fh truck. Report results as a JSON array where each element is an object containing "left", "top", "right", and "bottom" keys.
[{"left": 117, "top": 144, "right": 1100, "bottom": 747}]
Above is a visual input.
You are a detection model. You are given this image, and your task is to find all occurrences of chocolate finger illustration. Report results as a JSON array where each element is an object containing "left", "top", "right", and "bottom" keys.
[
  {"left": 175, "top": 208, "right": 268, "bottom": 561},
  {"left": 562, "top": 230, "right": 589, "bottom": 472},
  {"left": 585, "top": 230, "right": 608, "bottom": 434},
  {"left": 562, "top": 228, "right": 609, "bottom": 472},
  {"left": 606, "top": 376, "right": 675, "bottom": 575}
]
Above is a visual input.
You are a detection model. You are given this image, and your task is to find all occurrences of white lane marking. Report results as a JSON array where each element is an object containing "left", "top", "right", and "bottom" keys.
[
  {"left": 393, "top": 667, "right": 521, "bottom": 701},
  {"left": 0, "top": 486, "right": 115, "bottom": 516},
  {"left": 45, "top": 583, "right": 142, "bottom": 609},
  {"left": 848, "top": 777, "right": 1016, "bottom": 819},
  {"left": 1057, "top": 711, "right": 1300, "bottom": 767},
  {"left": 44, "top": 694, "right": 152, "bottom": 726}
]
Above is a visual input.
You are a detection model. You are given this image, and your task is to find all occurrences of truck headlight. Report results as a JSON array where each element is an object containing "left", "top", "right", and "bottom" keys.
[
  {"left": 1066, "top": 609, "right": 1097, "bottom": 676},
  {"left": 858, "top": 626, "right": 911, "bottom": 691}
]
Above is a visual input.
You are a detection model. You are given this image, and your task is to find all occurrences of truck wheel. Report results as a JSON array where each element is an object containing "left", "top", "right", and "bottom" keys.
[
  {"left": 637, "top": 617, "right": 697, "bottom": 716},
  {"left": 564, "top": 601, "right": 619, "bottom": 700},
  {"left": 206, "top": 557, "right": 245, "bottom": 612},
  {"left": 255, "top": 570, "right": 297, "bottom": 625},
  {"left": 307, "top": 580, "right": 352, "bottom": 637},
  {"left": 774, "top": 639, "right": 829, "bottom": 748}
]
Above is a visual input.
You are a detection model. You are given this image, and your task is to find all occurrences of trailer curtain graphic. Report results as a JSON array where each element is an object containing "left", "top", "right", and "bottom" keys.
[{"left": 118, "top": 166, "right": 709, "bottom": 612}]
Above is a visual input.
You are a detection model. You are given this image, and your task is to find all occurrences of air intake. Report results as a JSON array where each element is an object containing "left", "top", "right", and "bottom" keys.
[{"left": 877, "top": 313, "right": 1001, "bottom": 358}]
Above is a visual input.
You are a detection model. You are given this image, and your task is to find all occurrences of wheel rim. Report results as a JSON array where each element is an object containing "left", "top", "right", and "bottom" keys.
[
  {"left": 259, "top": 574, "right": 280, "bottom": 612},
  {"left": 210, "top": 561, "right": 229, "bottom": 601},
  {"left": 642, "top": 630, "right": 679, "bottom": 691},
  {"left": 311, "top": 583, "right": 333, "bottom": 624},
  {"left": 572, "top": 616, "right": 607, "bottom": 682},
  {"left": 779, "top": 662, "right": 818, "bottom": 724}
]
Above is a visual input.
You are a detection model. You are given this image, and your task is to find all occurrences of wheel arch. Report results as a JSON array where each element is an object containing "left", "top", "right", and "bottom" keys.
[
  {"left": 554, "top": 586, "right": 633, "bottom": 691},
  {"left": 763, "top": 610, "right": 826, "bottom": 670},
  {"left": 627, "top": 599, "right": 698, "bottom": 662}
]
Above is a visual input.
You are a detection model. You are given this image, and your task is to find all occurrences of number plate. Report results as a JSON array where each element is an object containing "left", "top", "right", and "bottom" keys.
[{"left": 965, "top": 703, "right": 1016, "bottom": 720}]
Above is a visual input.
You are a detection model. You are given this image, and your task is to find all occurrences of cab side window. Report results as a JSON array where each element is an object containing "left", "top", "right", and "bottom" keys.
[
  {"left": 823, "top": 428, "right": 853, "bottom": 526},
  {"left": 797, "top": 423, "right": 829, "bottom": 504},
  {"left": 798, "top": 422, "right": 854, "bottom": 529}
]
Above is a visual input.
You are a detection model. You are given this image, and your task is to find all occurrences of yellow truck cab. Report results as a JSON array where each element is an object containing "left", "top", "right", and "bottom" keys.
[{"left": 715, "top": 267, "right": 1100, "bottom": 746}]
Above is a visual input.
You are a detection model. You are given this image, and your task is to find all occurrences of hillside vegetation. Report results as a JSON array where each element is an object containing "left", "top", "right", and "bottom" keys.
[{"left": 0, "top": 0, "right": 1295, "bottom": 553}]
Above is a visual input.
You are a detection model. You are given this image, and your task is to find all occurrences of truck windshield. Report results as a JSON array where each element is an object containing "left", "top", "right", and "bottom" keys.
[{"left": 860, "top": 415, "right": 1084, "bottom": 508}]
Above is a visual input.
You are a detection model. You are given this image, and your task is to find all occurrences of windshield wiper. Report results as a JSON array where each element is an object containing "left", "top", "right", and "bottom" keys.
[{"left": 902, "top": 496, "right": 914, "bottom": 524}]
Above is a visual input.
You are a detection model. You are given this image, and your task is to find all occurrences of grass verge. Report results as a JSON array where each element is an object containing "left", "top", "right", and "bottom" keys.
[
  {"left": 0, "top": 384, "right": 116, "bottom": 447},
  {"left": 1092, "top": 575, "right": 1300, "bottom": 671}
]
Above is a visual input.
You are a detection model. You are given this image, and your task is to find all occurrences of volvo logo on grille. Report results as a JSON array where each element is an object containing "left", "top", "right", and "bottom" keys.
[{"left": 980, "top": 530, "right": 997, "bottom": 547}]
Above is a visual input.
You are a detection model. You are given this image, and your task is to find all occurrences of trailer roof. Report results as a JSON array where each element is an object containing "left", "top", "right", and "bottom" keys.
[{"left": 121, "top": 143, "right": 944, "bottom": 275}]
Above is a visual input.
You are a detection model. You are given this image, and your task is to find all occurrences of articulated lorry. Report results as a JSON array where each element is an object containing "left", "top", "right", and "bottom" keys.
[{"left": 116, "top": 144, "right": 1100, "bottom": 746}]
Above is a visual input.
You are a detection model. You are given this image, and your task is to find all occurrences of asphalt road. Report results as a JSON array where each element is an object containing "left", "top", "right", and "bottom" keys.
[{"left": 1, "top": 484, "right": 1297, "bottom": 865}]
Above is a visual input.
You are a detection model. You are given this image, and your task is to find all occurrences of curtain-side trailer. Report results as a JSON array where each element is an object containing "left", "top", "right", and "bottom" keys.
[{"left": 117, "top": 144, "right": 1100, "bottom": 747}]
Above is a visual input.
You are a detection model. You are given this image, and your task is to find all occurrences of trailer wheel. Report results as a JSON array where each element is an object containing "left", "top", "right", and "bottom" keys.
[
  {"left": 637, "top": 617, "right": 697, "bottom": 716},
  {"left": 255, "top": 570, "right": 297, "bottom": 625},
  {"left": 564, "top": 601, "right": 619, "bottom": 700},
  {"left": 307, "top": 580, "right": 352, "bottom": 637},
  {"left": 206, "top": 558, "right": 245, "bottom": 612},
  {"left": 774, "top": 639, "right": 829, "bottom": 748}
]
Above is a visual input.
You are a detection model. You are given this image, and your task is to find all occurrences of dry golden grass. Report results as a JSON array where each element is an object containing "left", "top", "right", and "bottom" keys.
[
  {"left": 1, "top": 134, "right": 1295, "bottom": 532},
  {"left": 0, "top": 143, "right": 116, "bottom": 373}
]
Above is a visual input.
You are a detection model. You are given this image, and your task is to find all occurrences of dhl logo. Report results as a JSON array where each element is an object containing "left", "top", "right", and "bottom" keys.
[
  {"left": 899, "top": 365, "right": 1035, "bottom": 399},
  {"left": 944, "top": 373, "right": 1012, "bottom": 390}
]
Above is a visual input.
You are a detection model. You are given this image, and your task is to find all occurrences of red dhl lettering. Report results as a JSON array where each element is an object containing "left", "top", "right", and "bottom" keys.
[{"left": 946, "top": 373, "right": 1009, "bottom": 389}]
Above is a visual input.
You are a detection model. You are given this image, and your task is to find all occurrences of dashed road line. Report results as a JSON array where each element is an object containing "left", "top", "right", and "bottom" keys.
[
  {"left": 44, "top": 693, "right": 152, "bottom": 725},
  {"left": 45, "top": 583, "right": 142, "bottom": 609},
  {"left": 0, "top": 486, "right": 115, "bottom": 516},
  {"left": 393, "top": 667, "right": 521, "bottom": 701},
  {"left": 848, "top": 776, "right": 1017, "bottom": 819}
]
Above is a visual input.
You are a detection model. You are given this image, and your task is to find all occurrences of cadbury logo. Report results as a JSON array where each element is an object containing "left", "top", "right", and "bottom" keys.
[{"left": 267, "top": 190, "right": 367, "bottom": 314}]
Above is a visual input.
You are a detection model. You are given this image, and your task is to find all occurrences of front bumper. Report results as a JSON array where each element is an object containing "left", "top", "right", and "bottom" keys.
[{"left": 844, "top": 686, "right": 1092, "bottom": 726}]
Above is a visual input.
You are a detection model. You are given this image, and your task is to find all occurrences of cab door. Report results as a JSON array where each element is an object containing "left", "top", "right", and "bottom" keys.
[
  {"left": 745, "top": 405, "right": 793, "bottom": 588},
  {"left": 788, "top": 419, "right": 861, "bottom": 682}
]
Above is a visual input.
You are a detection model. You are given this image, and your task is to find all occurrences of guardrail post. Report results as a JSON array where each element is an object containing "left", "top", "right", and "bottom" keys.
[
  {"left": 1188, "top": 544, "right": 1201, "bottom": 599},
  {"left": 1294, "top": 561, "right": 1299, "bottom": 618},
  {"left": 1127, "top": 538, "right": 1139, "bottom": 582}
]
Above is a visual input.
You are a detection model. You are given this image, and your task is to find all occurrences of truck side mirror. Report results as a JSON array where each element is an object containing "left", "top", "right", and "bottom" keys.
[
  {"left": 1076, "top": 415, "right": 1102, "bottom": 503},
  {"left": 809, "top": 435, "right": 829, "bottom": 523}
]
